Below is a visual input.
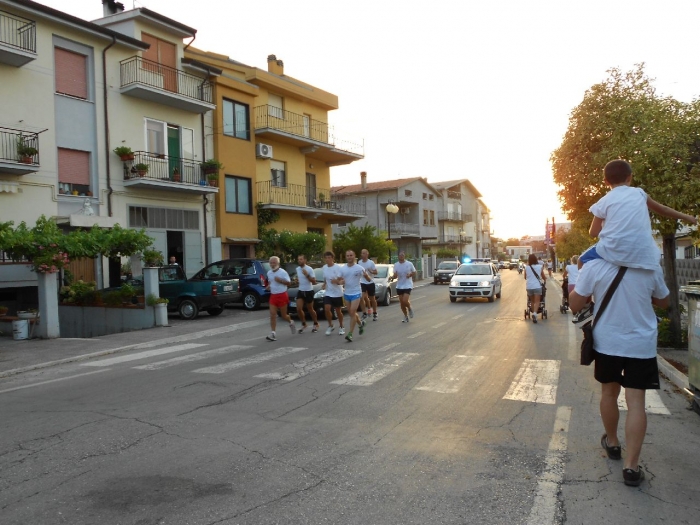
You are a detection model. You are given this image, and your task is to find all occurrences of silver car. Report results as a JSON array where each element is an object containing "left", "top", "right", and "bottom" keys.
[
  {"left": 449, "top": 263, "right": 502, "bottom": 303},
  {"left": 373, "top": 264, "right": 398, "bottom": 306}
]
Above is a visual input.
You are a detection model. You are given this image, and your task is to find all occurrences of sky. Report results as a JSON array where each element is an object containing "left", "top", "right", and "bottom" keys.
[{"left": 35, "top": 0, "right": 700, "bottom": 240}]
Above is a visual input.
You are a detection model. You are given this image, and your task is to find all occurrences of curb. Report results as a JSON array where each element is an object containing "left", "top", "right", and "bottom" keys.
[{"left": 657, "top": 355, "right": 689, "bottom": 391}]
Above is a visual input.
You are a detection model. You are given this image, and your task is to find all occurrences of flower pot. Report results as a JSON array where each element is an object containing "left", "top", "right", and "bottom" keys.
[
  {"left": 20, "top": 156, "right": 33, "bottom": 164},
  {"left": 173, "top": 174, "right": 181, "bottom": 183},
  {"left": 202, "top": 167, "right": 217, "bottom": 175},
  {"left": 17, "top": 311, "right": 39, "bottom": 320},
  {"left": 208, "top": 179, "right": 218, "bottom": 187},
  {"left": 154, "top": 302, "right": 169, "bottom": 326},
  {"left": 72, "top": 190, "right": 79, "bottom": 196},
  {"left": 119, "top": 154, "right": 135, "bottom": 161},
  {"left": 138, "top": 170, "right": 147, "bottom": 177}
]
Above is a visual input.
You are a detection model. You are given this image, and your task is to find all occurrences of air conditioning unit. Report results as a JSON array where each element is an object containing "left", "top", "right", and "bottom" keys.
[
  {"left": 400, "top": 207, "right": 410, "bottom": 214},
  {"left": 256, "top": 143, "right": 273, "bottom": 159}
]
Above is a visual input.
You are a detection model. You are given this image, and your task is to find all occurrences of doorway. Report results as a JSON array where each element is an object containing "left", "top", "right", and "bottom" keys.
[
  {"left": 229, "top": 245, "right": 248, "bottom": 258},
  {"left": 167, "top": 230, "right": 183, "bottom": 266}
]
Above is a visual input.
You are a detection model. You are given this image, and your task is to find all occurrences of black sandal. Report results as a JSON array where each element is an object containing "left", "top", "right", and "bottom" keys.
[{"left": 601, "top": 434, "right": 621, "bottom": 460}]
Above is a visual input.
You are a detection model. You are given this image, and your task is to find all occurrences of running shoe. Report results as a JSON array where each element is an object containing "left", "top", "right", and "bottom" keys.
[
  {"left": 345, "top": 333, "right": 353, "bottom": 342},
  {"left": 373, "top": 313, "right": 378, "bottom": 321},
  {"left": 359, "top": 323, "right": 364, "bottom": 335},
  {"left": 409, "top": 308, "right": 414, "bottom": 318},
  {"left": 339, "top": 327, "right": 346, "bottom": 335},
  {"left": 361, "top": 313, "right": 368, "bottom": 320},
  {"left": 266, "top": 332, "right": 277, "bottom": 341},
  {"left": 312, "top": 324, "right": 319, "bottom": 333},
  {"left": 402, "top": 317, "right": 409, "bottom": 323},
  {"left": 573, "top": 302, "right": 595, "bottom": 324},
  {"left": 298, "top": 323, "right": 307, "bottom": 334},
  {"left": 325, "top": 326, "right": 334, "bottom": 336},
  {"left": 623, "top": 467, "right": 645, "bottom": 487},
  {"left": 289, "top": 322, "right": 297, "bottom": 334}
]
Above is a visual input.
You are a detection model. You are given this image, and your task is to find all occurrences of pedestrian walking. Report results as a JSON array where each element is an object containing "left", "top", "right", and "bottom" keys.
[
  {"left": 569, "top": 258, "right": 669, "bottom": 487},
  {"left": 524, "top": 253, "right": 546, "bottom": 323},
  {"left": 265, "top": 256, "right": 296, "bottom": 341},
  {"left": 547, "top": 259, "right": 553, "bottom": 277},
  {"left": 339, "top": 250, "right": 371, "bottom": 342},
  {"left": 321, "top": 251, "right": 345, "bottom": 336},
  {"left": 393, "top": 251, "right": 416, "bottom": 323},
  {"left": 295, "top": 254, "right": 319, "bottom": 334},
  {"left": 358, "top": 248, "right": 379, "bottom": 321},
  {"left": 563, "top": 255, "right": 579, "bottom": 296}
]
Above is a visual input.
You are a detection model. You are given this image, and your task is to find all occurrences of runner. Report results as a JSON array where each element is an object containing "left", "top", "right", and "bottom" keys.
[
  {"left": 358, "top": 248, "right": 379, "bottom": 321},
  {"left": 394, "top": 251, "right": 416, "bottom": 323},
  {"left": 321, "top": 251, "right": 345, "bottom": 336},
  {"left": 265, "top": 256, "right": 296, "bottom": 341},
  {"left": 295, "top": 254, "right": 319, "bottom": 334},
  {"left": 340, "top": 249, "right": 371, "bottom": 342}
]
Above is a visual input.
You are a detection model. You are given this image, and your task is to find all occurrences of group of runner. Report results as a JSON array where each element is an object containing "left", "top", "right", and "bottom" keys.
[{"left": 264, "top": 249, "right": 418, "bottom": 343}]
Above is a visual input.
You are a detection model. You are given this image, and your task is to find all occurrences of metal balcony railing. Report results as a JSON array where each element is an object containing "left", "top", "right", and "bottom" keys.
[
  {"left": 124, "top": 151, "right": 203, "bottom": 185},
  {"left": 438, "top": 211, "right": 471, "bottom": 222},
  {"left": 0, "top": 10, "right": 36, "bottom": 53},
  {"left": 423, "top": 235, "right": 474, "bottom": 244},
  {"left": 0, "top": 127, "right": 39, "bottom": 164},
  {"left": 389, "top": 223, "right": 420, "bottom": 236},
  {"left": 120, "top": 56, "right": 213, "bottom": 104},
  {"left": 254, "top": 105, "right": 364, "bottom": 157},
  {"left": 256, "top": 181, "right": 366, "bottom": 215},
  {"left": 447, "top": 190, "right": 461, "bottom": 200}
]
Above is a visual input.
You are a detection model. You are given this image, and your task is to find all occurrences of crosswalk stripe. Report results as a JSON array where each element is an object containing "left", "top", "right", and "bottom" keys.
[
  {"left": 254, "top": 349, "right": 362, "bottom": 381},
  {"left": 407, "top": 331, "right": 426, "bottom": 339},
  {"left": 617, "top": 388, "right": 671, "bottom": 415},
  {"left": 192, "top": 347, "right": 308, "bottom": 374},
  {"left": 133, "top": 345, "right": 253, "bottom": 370},
  {"left": 451, "top": 314, "right": 464, "bottom": 319},
  {"left": 432, "top": 322, "right": 447, "bottom": 329},
  {"left": 330, "top": 352, "right": 418, "bottom": 386},
  {"left": 376, "top": 342, "right": 401, "bottom": 352},
  {"left": 81, "top": 343, "right": 208, "bottom": 367},
  {"left": 503, "top": 359, "right": 561, "bottom": 404},
  {"left": 414, "top": 355, "right": 485, "bottom": 393}
]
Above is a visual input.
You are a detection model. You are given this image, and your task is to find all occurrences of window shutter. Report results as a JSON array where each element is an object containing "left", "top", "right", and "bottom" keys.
[
  {"left": 58, "top": 148, "right": 90, "bottom": 185},
  {"left": 55, "top": 48, "right": 87, "bottom": 99}
]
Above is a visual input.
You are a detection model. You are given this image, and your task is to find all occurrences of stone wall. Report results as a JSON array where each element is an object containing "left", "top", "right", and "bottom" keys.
[{"left": 58, "top": 305, "right": 155, "bottom": 338}]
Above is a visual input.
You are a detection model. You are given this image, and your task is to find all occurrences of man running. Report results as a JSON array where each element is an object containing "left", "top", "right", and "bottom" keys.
[
  {"left": 295, "top": 254, "right": 319, "bottom": 334},
  {"left": 339, "top": 249, "right": 371, "bottom": 342},
  {"left": 393, "top": 251, "right": 416, "bottom": 323},
  {"left": 321, "top": 251, "right": 345, "bottom": 336},
  {"left": 265, "top": 256, "right": 296, "bottom": 341},
  {"left": 358, "top": 248, "right": 379, "bottom": 321}
]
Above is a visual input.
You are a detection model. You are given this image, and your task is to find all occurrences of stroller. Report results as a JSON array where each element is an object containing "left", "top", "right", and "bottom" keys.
[
  {"left": 560, "top": 277, "right": 569, "bottom": 313},
  {"left": 524, "top": 280, "right": 547, "bottom": 321}
]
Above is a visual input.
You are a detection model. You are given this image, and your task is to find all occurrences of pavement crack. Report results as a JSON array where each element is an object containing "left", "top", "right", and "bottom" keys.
[
  {"left": 372, "top": 407, "right": 419, "bottom": 446},
  {"left": 176, "top": 380, "right": 278, "bottom": 416}
]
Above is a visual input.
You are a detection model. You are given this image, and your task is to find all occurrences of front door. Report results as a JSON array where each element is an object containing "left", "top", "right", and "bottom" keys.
[
  {"left": 167, "top": 126, "right": 180, "bottom": 179},
  {"left": 306, "top": 172, "right": 316, "bottom": 207}
]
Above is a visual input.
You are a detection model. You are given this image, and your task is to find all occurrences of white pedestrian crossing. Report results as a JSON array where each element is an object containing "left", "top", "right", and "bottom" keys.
[
  {"left": 192, "top": 347, "right": 308, "bottom": 374},
  {"left": 133, "top": 345, "right": 253, "bottom": 370},
  {"left": 407, "top": 331, "right": 425, "bottom": 339},
  {"left": 330, "top": 352, "right": 418, "bottom": 386},
  {"left": 617, "top": 387, "right": 671, "bottom": 415},
  {"left": 376, "top": 343, "right": 401, "bottom": 352},
  {"left": 81, "top": 343, "right": 208, "bottom": 367},
  {"left": 503, "top": 359, "right": 561, "bottom": 404},
  {"left": 431, "top": 322, "right": 447, "bottom": 329},
  {"left": 414, "top": 355, "right": 485, "bottom": 393},
  {"left": 254, "top": 349, "right": 362, "bottom": 381}
]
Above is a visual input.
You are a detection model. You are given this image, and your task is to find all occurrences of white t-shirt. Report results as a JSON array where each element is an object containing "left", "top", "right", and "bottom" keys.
[
  {"left": 296, "top": 264, "right": 315, "bottom": 292},
  {"left": 565, "top": 264, "right": 579, "bottom": 285},
  {"left": 394, "top": 261, "right": 416, "bottom": 289},
  {"left": 341, "top": 263, "right": 364, "bottom": 295},
  {"left": 590, "top": 185, "right": 660, "bottom": 270},
  {"left": 322, "top": 264, "right": 344, "bottom": 297},
  {"left": 267, "top": 268, "right": 290, "bottom": 295},
  {"left": 525, "top": 264, "right": 544, "bottom": 290},
  {"left": 357, "top": 258, "right": 376, "bottom": 284},
  {"left": 574, "top": 258, "right": 668, "bottom": 359}
]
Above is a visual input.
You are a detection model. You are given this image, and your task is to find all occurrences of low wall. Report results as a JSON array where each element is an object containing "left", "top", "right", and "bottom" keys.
[{"left": 59, "top": 305, "right": 155, "bottom": 338}]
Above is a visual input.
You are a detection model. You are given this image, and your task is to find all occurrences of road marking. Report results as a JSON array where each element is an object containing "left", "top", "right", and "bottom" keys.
[
  {"left": 451, "top": 314, "right": 464, "bottom": 320},
  {"left": 0, "top": 370, "right": 110, "bottom": 395},
  {"left": 133, "top": 345, "right": 253, "bottom": 370},
  {"left": 526, "top": 405, "right": 572, "bottom": 525},
  {"left": 503, "top": 359, "right": 561, "bottom": 404},
  {"left": 376, "top": 342, "right": 401, "bottom": 352},
  {"left": 81, "top": 343, "right": 208, "bottom": 367},
  {"left": 617, "top": 388, "right": 671, "bottom": 415},
  {"left": 414, "top": 355, "right": 485, "bottom": 393},
  {"left": 431, "top": 322, "right": 447, "bottom": 329},
  {"left": 411, "top": 295, "right": 426, "bottom": 300},
  {"left": 129, "top": 319, "right": 269, "bottom": 350},
  {"left": 192, "top": 347, "right": 308, "bottom": 374},
  {"left": 407, "top": 331, "right": 425, "bottom": 339},
  {"left": 255, "top": 349, "right": 362, "bottom": 381},
  {"left": 331, "top": 352, "right": 418, "bottom": 386},
  {"left": 568, "top": 314, "right": 578, "bottom": 362}
]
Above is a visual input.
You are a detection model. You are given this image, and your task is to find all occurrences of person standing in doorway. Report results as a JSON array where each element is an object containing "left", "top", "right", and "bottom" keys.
[
  {"left": 358, "top": 248, "right": 379, "bottom": 321},
  {"left": 265, "top": 256, "right": 296, "bottom": 341},
  {"left": 394, "top": 251, "right": 416, "bottom": 323},
  {"left": 168, "top": 256, "right": 178, "bottom": 265},
  {"left": 295, "top": 254, "right": 319, "bottom": 334},
  {"left": 321, "top": 251, "right": 345, "bottom": 336},
  {"left": 339, "top": 250, "right": 371, "bottom": 342}
]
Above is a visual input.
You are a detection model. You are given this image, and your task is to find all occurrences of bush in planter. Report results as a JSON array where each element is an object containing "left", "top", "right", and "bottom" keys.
[
  {"left": 134, "top": 163, "right": 149, "bottom": 176},
  {"left": 17, "top": 139, "right": 38, "bottom": 162},
  {"left": 103, "top": 291, "right": 123, "bottom": 306},
  {"left": 146, "top": 294, "right": 169, "bottom": 306},
  {"left": 200, "top": 159, "right": 223, "bottom": 174},
  {"left": 120, "top": 283, "right": 137, "bottom": 303},
  {"left": 113, "top": 146, "right": 134, "bottom": 161},
  {"left": 140, "top": 248, "right": 164, "bottom": 267},
  {"left": 60, "top": 280, "right": 97, "bottom": 305}
]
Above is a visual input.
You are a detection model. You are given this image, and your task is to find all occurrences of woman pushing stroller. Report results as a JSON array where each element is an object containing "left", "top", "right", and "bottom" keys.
[{"left": 524, "top": 254, "right": 547, "bottom": 323}]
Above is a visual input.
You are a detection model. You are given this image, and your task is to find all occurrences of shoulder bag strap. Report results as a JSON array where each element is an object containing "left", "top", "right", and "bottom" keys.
[
  {"left": 529, "top": 265, "right": 543, "bottom": 285},
  {"left": 591, "top": 266, "right": 628, "bottom": 330}
]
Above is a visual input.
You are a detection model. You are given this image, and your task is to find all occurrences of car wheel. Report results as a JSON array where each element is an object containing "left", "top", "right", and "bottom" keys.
[
  {"left": 496, "top": 288, "right": 501, "bottom": 299},
  {"left": 178, "top": 299, "right": 199, "bottom": 320},
  {"left": 449, "top": 296, "right": 457, "bottom": 303},
  {"left": 488, "top": 293, "right": 495, "bottom": 303},
  {"left": 207, "top": 305, "right": 225, "bottom": 316},
  {"left": 382, "top": 290, "right": 391, "bottom": 306},
  {"left": 242, "top": 292, "right": 261, "bottom": 311}
]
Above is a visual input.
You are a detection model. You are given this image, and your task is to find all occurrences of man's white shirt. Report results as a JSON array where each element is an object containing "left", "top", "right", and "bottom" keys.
[
  {"left": 322, "top": 264, "right": 344, "bottom": 297},
  {"left": 296, "top": 264, "right": 315, "bottom": 292},
  {"left": 357, "top": 259, "right": 376, "bottom": 284},
  {"left": 393, "top": 261, "right": 416, "bottom": 289},
  {"left": 267, "top": 268, "right": 290, "bottom": 295}
]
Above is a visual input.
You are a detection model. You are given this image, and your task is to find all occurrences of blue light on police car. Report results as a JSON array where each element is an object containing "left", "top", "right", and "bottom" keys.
[{"left": 462, "top": 256, "right": 471, "bottom": 264}]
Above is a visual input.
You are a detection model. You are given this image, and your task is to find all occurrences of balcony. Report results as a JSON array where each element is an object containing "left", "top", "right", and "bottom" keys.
[
  {"left": 422, "top": 235, "right": 473, "bottom": 245},
  {"left": 438, "top": 211, "right": 472, "bottom": 222},
  {"left": 389, "top": 222, "right": 420, "bottom": 237},
  {"left": 122, "top": 151, "right": 217, "bottom": 194},
  {"left": 119, "top": 56, "right": 215, "bottom": 113},
  {"left": 254, "top": 105, "right": 364, "bottom": 166},
  {"left": 0, "top": 127, "right": 39, "bottom": 175},
  {"left": 447, "top": 190, "right": 461, "bottom": 200},
  {"left": 0, "top": 10, "right": 36, "bottom": 67},
  {"left": 257, "top": 181, "right": 366, "bottom": 223}
]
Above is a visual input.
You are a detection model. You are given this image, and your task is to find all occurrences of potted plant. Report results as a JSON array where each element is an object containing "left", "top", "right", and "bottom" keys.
[
  {"left": 172, "top": 166, "right": 181, "bottom": 183},
  {"left": 200, "top": 159, "right": 223, "bottom": 175},
  {"left": 207, "top": 172, "right": 219, "bottom": 187},
  {"left": 148, "top": 294, "right": 170, "bottom": 326},
  {"left": 17, "top": 308, "right": 39, "bottom": 320},
  {"left": 134, "top": 163, "right": 149, "bottom": 177},
  {"left": 141, "top": 248, "right": 164, "bottom": 267},
  {"left": 146, "top": 294, "right": 169, "bottom": 306},
  {"left": 17, "top": 139, "right": 38, "bottom": 163},
  {"left": 0, "top": 305, "right": 8, "bottom": 317},
  {"left": 113, "top": 146, "right": 134, "bottom": 161}
]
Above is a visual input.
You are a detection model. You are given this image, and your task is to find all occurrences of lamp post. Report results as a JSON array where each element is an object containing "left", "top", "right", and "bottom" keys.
[{"left": 386, "top": 202, "right": 399, "bottom": 262}]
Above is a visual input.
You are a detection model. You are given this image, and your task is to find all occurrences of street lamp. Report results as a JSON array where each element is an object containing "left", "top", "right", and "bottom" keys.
[{"left": 386, "top": 202, "right": 399, "bottom": 262}]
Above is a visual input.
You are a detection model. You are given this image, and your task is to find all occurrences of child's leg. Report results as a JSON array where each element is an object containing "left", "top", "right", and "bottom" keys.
[{"left": 578, "top": 244, "right": 600, "bottom": 269}]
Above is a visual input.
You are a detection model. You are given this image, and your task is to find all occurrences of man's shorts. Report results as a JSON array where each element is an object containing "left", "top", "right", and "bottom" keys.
[
  {"left": 323, "top": 295, "right": 344, "bottom": 308},
  {"left": 269, "top": 292, "right": 289, "bottom": 308},
  {"left": 296, "top": 290, "right": 315, "bottom": 304},
  {"left": 361, "top": 282, "right": 376, "bottom": 297},
  {"left": 344, "top": 292, "right": 362, "bottom": 303},
  {"left": 594, "top": 351, "right": 660, "bottom": 390},
  {"left": 579, "top": 244, "right": 600, "bottom": 265},
  {"left": 396, "top": 288, "right": 412, "bottom": 296},
  {"left": 526, "top": 287, "right": 543, "bottom": 297}
]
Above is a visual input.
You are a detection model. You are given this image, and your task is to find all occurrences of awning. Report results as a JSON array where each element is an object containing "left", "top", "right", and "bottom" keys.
[
  {"left": 226, "top": 237, "right": 261, "bottom": 244},
  {"left": 0, "top": 181, "right": 20, "bottom": 193}
]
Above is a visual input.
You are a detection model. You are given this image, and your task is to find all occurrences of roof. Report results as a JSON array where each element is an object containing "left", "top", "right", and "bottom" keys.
[
  {"left": 431, "top": 178, "right": 482, "bottom": 198},
  {"left": 332, "top": 177, "right": 441, "bottom": 195}
]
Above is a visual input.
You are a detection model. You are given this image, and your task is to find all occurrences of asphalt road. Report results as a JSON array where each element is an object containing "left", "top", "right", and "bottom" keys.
[{"left": 1, "top": 270, "right": 699, "bottom": 525}]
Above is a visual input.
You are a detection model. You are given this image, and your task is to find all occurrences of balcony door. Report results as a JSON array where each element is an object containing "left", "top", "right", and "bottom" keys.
[
  {"left": 306, "top": 172, "right": 316, "bottom": 207},
  {"left": 141, "top": 33, "right": 177, "bottom": 93}
]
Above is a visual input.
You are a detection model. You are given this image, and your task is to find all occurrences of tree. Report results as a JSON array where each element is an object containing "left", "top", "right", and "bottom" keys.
[
  {"left": 332, "top": 224, "right": 395, "bottom": 262},
  {"left": 505, "top": 237, "right": 521, "bottom": 247},
  {"left": 554, "top": 222, "right": 592, "bottom": 263},
  {"left": 551, "top": 64, "right": 700, "bottom": 345}
]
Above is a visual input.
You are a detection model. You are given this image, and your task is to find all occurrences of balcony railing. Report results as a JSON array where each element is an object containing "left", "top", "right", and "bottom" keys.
[
  {"left": 389, "top": 223, "right": 420, "bottom": 236},
  {"left": 0, "top": 127, "right": 39, "bottom": 164},
  {"left": 447, "top": 190, "right": 461, "bottom": 200},
  {"left": 438, "top": 211, "right": 472, "bottom": 222},
  {"left": 120, "top": 56, "right": 213, "bottom": 104},
  {"left": 254, "top": 105, "right": 364, "bottom": 157},
  {"left": 257, "top": 181, "right": 366, "bottom": 215},
  {"left": 422, "top": 235, "right": 474, "bottom": 245},
  {"left": 124, "top": 151, "right": 204, "bottom": 185},
  {"left": 0, "top": 10, "right": 36, "bottom": 53}
]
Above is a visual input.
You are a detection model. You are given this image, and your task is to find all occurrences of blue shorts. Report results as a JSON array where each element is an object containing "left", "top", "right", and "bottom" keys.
[
  {"left": 579, "top": 245, "right": 600, "bottom": 264},
  {"left": 344, "top": 293, "right": 362, "bottom": 302}
]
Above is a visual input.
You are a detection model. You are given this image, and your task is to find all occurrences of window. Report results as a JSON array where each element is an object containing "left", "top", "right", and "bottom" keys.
[
  {"left": 58, "top": 148, "right": 90, "bottom": 195},
  {"left": 223, "top": 99, "right": 250, "bottom": 140},
  {"left": 268, "top": 93, "right": 283, "bottom": 119},
  {"left": 422, "top": 193, "right": 427, "bottom": 200},
  {"left": 430, "top": 210, "right": 435, "bottom": 226},
  {"left": 270, "top": 160, "right": 286, "bottom": 187},
  {"left": 225, "top": 176, "right": 252, "bottom": 214},
  {"left": 308, "top": 227, "right": 324, "bottom": 235},
  {"left": 55, "top": 47, "right": 87, "bottom": 99},
  {"left": 129, "top": 206, "right": 199, "bottom": 229},
  {"left": 146, "top": 119, "right": 166, "bottom": 155},
  {"left": 429, "top": 194, "right": 434, "bottom": 201},
  {"left": 404, "top": 189, "right": 412, "bottom": 197},
  {"left": 423, "top": 209, "right": 428, "bottom": 225}
]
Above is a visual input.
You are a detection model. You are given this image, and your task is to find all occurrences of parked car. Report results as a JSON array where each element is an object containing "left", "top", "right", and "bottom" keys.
[
  {"left": 195, "top": 258, "right": 271, "bottom": 310},
  {"left": 509, "top": 259, "right": 519, "bottom": 269},
  {"left": 498, "top": 261, "right": 506, "bottom": 270},
  {"left": 448, "top": 262, "right": 502, "bottom": 303},
  {"left": 374, "top": 264, "right": 398, "bottom": 306},
  {"left": 434, "top": 260, "right": 461, "bottom": 285}
]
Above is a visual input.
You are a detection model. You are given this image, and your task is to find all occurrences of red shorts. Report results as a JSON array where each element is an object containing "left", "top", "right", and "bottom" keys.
[{"left": 269, "top": 292, "right": 289, "bottom": 308}]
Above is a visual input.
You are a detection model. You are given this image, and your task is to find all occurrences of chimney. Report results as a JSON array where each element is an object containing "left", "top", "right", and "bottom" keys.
[
  {"left": 102, "top": 0, "right": 125, "bottom": 16},
  {"left": 360, "top": 171, "right": 367, "bottom": 190},
  {"left": 267, "top": 54, "right": 284, "bottom": 76}
]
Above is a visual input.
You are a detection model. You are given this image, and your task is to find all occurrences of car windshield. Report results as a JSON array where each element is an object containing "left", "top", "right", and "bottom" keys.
[
  {"left": 376, "top": 267, "right": 389, "bottom": 278},
  {"left": 438, "top": 262, "right": 459, "bottom": 270},
  {"left": 455, "top": 264, "right": 491, "bottom": 276}
]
